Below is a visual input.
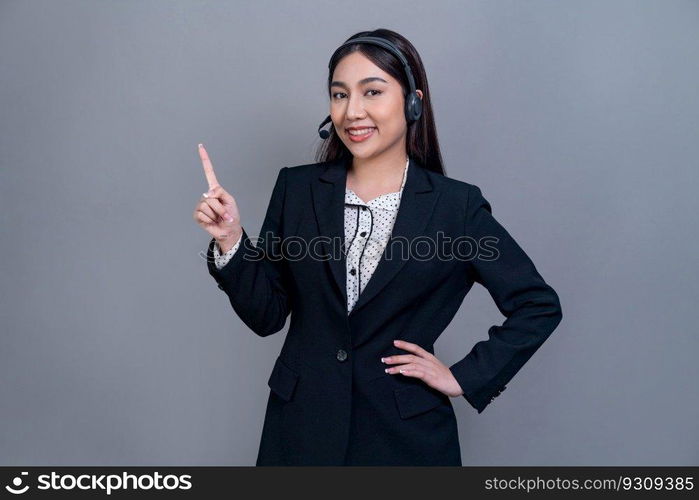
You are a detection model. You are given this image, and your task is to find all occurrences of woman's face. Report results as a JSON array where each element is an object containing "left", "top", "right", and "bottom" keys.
[{"left": 329, "top": 51, "right": 421, "bottom": 161}]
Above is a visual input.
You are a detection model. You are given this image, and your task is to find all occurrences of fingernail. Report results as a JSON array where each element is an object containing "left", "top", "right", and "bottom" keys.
[
  {"left": 380, "top": 357, "right": 385, "bottom": 363},
  {"left": 198, "top": 143, "right": 203, "bottom": 148},
  {"left": 384, "top": 368, "right": 389, "bottom": 373},
  {"left": 225, "top": 214, "right": 233, "bottom": 222},
  {"left": 202, "top": 192, "right": 209, "bottom": 198}
]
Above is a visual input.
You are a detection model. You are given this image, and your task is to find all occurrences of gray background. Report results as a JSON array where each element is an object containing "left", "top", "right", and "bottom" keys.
[{"left": 1, "top": 0, "right": 697, "bottom": 466}]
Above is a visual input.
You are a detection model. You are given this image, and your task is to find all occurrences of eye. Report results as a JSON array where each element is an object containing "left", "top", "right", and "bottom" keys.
[{"left": 331, "top": 89, "right": 383, "bottom": 99}]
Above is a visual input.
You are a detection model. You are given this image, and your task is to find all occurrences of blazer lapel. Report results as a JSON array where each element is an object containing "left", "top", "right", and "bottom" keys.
[
  {"left": 311, "top": 156, "right": 351, "bottom": 308},
  {"left": 311, "top": 155, "right": 440, "bottom": 316}
]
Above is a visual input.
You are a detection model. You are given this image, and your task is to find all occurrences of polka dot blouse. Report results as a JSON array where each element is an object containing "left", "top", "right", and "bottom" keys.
[{"left": 213, "top": 156, "right": 410, "bottom": 315}]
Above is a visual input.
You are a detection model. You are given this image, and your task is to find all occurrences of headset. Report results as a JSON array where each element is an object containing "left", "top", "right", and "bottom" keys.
[{"left": 318, "top": 36, "right": 423, "bottom": 139}]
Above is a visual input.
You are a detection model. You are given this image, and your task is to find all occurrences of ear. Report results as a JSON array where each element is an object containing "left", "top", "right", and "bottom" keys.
[{"left": 416, "top": 89, "right": 423, "bottom": 100}]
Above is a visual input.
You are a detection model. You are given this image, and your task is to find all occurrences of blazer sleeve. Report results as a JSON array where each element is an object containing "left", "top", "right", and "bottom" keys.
[
  {"left": 206, "top": 166, "right": 291, "bottom": 337},
  {"left": 448, "top": 184, "right": 563, "bottom": 413}
]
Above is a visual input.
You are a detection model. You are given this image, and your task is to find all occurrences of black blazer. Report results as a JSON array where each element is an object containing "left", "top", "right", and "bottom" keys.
[{"left": 206, "top": 155, "right": 563, "bottom": 466}]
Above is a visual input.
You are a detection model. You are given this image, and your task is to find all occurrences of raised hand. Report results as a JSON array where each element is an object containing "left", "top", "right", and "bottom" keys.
[{"left": 192, "top": 143, "right": 242, "bottom": 252}]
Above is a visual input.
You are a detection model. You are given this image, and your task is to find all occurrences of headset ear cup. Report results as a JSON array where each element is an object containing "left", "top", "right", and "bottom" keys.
[{"left": 405, "top": 92, "right": 423, "bottom": 122}]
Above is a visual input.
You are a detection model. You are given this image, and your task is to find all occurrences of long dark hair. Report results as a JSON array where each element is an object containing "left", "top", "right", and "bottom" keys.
[{"left": 314, "top": 28, "right": 446, "bottom": 176}]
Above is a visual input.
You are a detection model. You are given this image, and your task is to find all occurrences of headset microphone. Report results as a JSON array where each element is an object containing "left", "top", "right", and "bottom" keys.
[{"left": 317, "top": 115, "right": 332, "bottom": 139}]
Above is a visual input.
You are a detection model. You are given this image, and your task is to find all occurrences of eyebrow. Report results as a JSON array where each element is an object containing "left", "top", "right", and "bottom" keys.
[{"left": 330, "top": 77, "right": 388, "bottom": 89}]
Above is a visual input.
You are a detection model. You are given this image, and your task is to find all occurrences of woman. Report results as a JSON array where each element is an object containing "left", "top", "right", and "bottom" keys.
[{"left": 192, "top": 28, "right": 563, "bottom": 466}]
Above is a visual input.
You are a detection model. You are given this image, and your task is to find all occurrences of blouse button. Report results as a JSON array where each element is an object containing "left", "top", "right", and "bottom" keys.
[
  {"left": 360, "top": 231, "right": 366, "bottom": 237},
  {"left": 349, "top": 268, "right": 356, "bottom": 276}
]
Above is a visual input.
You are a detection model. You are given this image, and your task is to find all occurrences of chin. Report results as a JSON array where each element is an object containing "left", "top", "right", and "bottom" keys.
[{"left": 347, "top": 149, "right": 376, "bottom": 160}]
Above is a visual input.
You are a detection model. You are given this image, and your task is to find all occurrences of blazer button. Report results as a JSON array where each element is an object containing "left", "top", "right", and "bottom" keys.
[{"left": 336, "top": 349, "right": 348, "bottom": 362}]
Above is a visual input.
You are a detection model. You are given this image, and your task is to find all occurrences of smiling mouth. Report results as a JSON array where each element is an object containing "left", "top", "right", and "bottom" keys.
[
  {"left": 346, "top": 128, "right": 377, "bottom": 141},
  {"left": 346, "top": 127, "right": 377, "bottom": 135}
]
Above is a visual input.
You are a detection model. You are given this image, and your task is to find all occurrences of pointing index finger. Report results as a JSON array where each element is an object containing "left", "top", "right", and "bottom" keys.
[{"left": 198, "top": 144, "right": 219, "bottom": 190}]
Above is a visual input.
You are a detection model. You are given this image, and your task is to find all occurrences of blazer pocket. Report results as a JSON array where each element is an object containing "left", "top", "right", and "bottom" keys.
[
  {"left": 267, "top": 356, "right": 300, "bottom": 402},
  {"left": 393, "top": 382, "right": 448, "bottom": 419}
]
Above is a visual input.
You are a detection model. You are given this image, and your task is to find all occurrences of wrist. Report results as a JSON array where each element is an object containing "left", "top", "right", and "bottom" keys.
[{"left": 216, "top": 227, "right": 242, "bottom": 253}]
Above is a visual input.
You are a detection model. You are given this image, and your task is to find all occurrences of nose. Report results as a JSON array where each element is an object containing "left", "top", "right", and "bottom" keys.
[{"left": 346, "top": 93, "right": 367, "bottom": 120}]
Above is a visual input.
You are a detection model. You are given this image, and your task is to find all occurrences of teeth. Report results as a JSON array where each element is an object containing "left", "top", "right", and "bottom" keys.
[{"left": 348, "top": 128, "right": 375, "bottom": 136}]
